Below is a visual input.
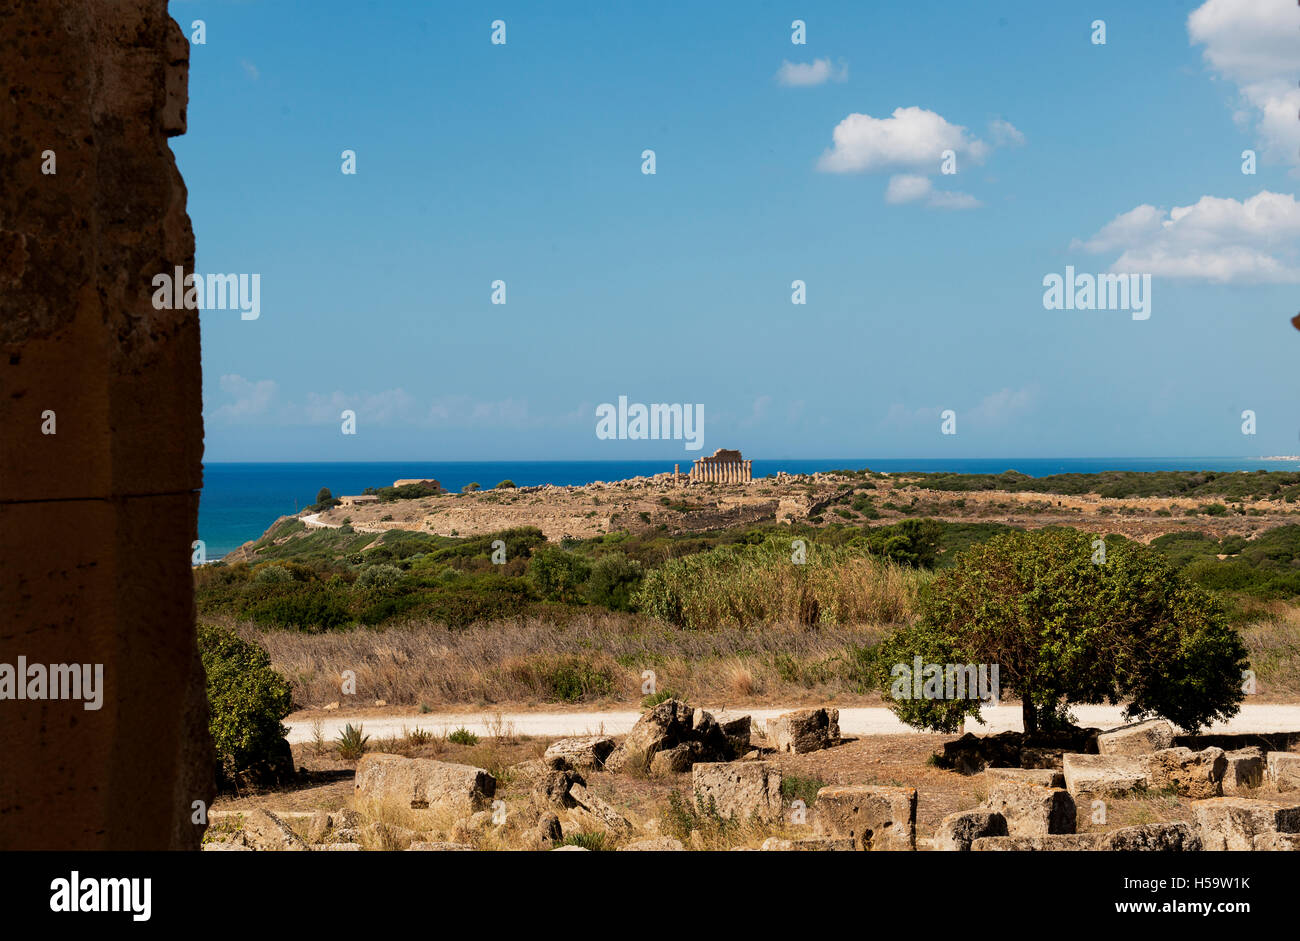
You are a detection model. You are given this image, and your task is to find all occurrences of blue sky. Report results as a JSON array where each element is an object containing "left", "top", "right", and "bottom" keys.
[{"left": 173, "top": 0, "right": 1300, "bottom": 461}]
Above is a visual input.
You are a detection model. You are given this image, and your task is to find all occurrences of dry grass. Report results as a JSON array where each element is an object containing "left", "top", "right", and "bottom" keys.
[
  {"left": 220, "top": 612, "right": 888, "bottom": 709},
  {"left": 635, "top": 541, "right": 924, "bottom": 629},
  {"left": 1239, "top": 602, "right": 1300, "bottom": 698}
]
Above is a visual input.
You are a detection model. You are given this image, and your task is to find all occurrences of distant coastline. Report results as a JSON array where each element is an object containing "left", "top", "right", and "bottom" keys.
[{"left": 197, "top": 457, "right": 1300, "bottom": 561}]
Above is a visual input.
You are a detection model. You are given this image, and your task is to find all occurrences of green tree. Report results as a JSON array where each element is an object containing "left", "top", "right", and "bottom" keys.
[
  {"left": 495, "top": 479, "right": 516, "bottom": 489},
  {"left": 528, "top": 546, "right": 591, "bottom": 603},
  {"left": 198, "top": 624, "right": 293, "bottom": 783},
  {"left": 315, "top": 487, "right": 333, "bottom": 506},
  {"left": 875, "top": 529, "right": 1248, "bottom": 735},
  {"left": 861, "top": 518, "right": 943, "bottom": 568}
]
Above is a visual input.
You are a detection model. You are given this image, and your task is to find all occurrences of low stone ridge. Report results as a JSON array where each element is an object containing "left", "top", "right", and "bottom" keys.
[
  {"left": 1143, "top": 747, "right": 1226, "bottom": 799},
  {"left": 691, "top": 761, "right": 783, "bottom": 823},
  {"left": 1062, "top": 754, "right": 1150, "bottom": 798},
  {"left": 240, "top": 809, "right": 309, "bottom": 852},
  {"left": 1097, "top": 822, "right": 1202, "bottom": 852},
  {"left": 765, "top": 708, "right": 840, "bottom": 754},
  {"left": 760, "top": 837, "right": 855, "bottom": 851},
  {"left": 973, "top": 834, "right": 1099, "bottom": 851},
  {"left": 933, "top": 810, "right": 1008, "bottom": 851},
  {"left": 354, "top": 753, "right": 496, "bottom": 816},
  {"left": 1192, "top": 797, "right": 1300, "bottom": 851},
  {"left": 813, "top": 785, "right": 917, "bottom": 851},
  {"left": 1096, "top": 719, "right": 1175, "bottom": 758},
  {"left": 982, "top": 782, "right": 1076, "bottom": 836},
  {"left": 619, "top": 837, "right": 685, "bottom": 851}
]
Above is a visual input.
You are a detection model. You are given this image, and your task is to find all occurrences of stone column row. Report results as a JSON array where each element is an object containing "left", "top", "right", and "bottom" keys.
[{"left": 687, "top": 460, "right": 753, "bottom": 483}]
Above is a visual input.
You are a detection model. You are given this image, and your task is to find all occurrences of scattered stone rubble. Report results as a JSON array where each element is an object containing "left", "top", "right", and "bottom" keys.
[{"left": 206, "top": 712, "right": 1300, "bottom": 852}]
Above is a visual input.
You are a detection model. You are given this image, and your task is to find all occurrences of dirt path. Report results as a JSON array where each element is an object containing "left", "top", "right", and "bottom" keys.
[{"left": 284, "top": 703, "right": 1300, "bottom": 744}]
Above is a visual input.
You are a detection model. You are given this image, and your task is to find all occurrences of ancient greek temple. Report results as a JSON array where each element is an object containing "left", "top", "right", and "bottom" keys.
[{"left": 681, "top": 448, "right": 752, "bottom": 484}]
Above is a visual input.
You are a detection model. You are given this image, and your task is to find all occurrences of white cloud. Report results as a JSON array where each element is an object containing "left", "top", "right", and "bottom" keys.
[
  {"left": 971, "top": 386, "right": 1037, "bottom": 425},
  {"left": 885, "top": 174, "right": 981, "bottom": 210},
  {"left": 302, "top": 388, "right": 417, "bottom": 425},
  {"left": 988, "top": 118, "right": 1025, "bottom": 147},
  {"left": 209, "top": 381, "right": 536, "bottom": 428},
  {"left": 211, "top": 375, "right": 277, "bottom": 422},
  {"left": 1076, "top": 190, "right": 1300, "bottom": 283},
  {"left": 1189, "top": 0, "right": 1300, "bottom": 169},
  {"left": 776, "top": 58, "right": 848, "bottom": 87},
  {"left": 817, "top": 106, "right": 989, "bottom": 174},
  {"left": 427, "top": 395, "right": 530, "bottom": 428}
]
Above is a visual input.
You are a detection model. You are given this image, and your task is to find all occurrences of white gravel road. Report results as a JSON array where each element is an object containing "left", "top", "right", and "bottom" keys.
[{"left": 284, "top": 703, "right": 1300, "bottom": 744}]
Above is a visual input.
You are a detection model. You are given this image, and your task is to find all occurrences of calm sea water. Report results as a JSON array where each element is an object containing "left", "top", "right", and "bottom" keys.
[{"left": 198, "top": 457, "right": 1300, "bottom": 560}]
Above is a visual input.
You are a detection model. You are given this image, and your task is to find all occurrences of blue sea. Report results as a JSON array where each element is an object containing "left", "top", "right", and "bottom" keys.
[{"left": 198, "top": 457, "right": 1300, "bottom": 560}]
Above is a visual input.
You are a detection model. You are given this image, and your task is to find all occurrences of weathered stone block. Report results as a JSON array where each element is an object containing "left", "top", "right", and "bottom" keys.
[
  {"left": 985, "top": 768, "right": 1065, "bottom": 788},
  {"left": 1222, "top": 747, "right": 1266, "bottom": 795},
  {"left": 354, "top": 753, "right": 495, "bottom": 815},
  {"left": 1098, "top": 822, "right": 1201, "bottom": 851},
  {"left": 1062, "top": 753, "right": 1150, "bottom": 798},
  {"left": 1266, "top": 752, "right": 1300, "bottom": 792},
  {"left": 933, "top": 810, "right": 1008, "bottom": 851},
  {"left": 813, "top": 785, "right": 916, "bottom": 851},
  {"left": 984, "top": 782, "right": 1076, "bottom": 836},
  {"left": 543, "top": 736, "right": 615, "bottom": 771},
  {"left": 1143, "top": 747, "right": 1226, "bottom": 799},
  {"left": 1096, "top": 719, "right": 1175, "bottom": 757},
  {"left": 1192, "top": 798, "right": 1300, "bottom": 851},
  {"left": 692, "top": 761, "right": 783, "bottom": 822},
  {"left": 766, "top": 708, "right": 840, "bottom": 754}
]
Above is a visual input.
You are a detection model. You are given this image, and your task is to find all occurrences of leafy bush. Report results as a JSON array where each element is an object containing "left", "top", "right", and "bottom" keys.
[
  {"left": 448, "top": 727, "right": 479, "bottom": 746},
  {"left": 198, "top": 625, "right": 293, "bottom": 784},
  {"left": 583, "top": 554, "right": 643, "bottom": 611},
  {"left": 244, "top": 590, "right": 352, "bottom": 632},
  {"left": 355, "top": 563, "right": 403, "bottom": 590},
  {"left": 495, "top": 479, "right": 516, "bottom": 489},
  {"left": 876, "top": 529, "right": 1248, "bottom": 734},
  {"left": 528, "top": 546, "right": 591, "bottom": 603}
]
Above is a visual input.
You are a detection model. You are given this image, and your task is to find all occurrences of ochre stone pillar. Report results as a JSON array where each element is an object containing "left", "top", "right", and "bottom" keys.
[{"left": 0, "top": 1, "right": 212, "bottom": 849}]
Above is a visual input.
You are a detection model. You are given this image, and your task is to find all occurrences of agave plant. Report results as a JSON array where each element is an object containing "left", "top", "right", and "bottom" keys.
[{"left": 335, "top": 723, "right": 370, "bottom": 760}]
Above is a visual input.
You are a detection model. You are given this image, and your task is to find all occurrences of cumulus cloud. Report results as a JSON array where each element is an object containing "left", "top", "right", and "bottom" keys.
[
  {"left": 988, "top": 118, "right": 1025, "bottom": 147},
  {"left": 207, "top": 380, "right": 537, "bottom": 428},
  {"left": 885, "top": 174, "right": 981, "bottom": 210},
  {"left": 211, "top": 375, "right": 278, "bottom": 422},
  {"left": 971, "top": 386, "right": 1038, "bottom": 425},
  {"left": 1188, "top": 0, "right": 1300, "bottom": 169},
  {"left": 817, "top": 106, "right": 989, "bottom": 174},
  {"left": 775, "top": 58, "right": 848, "bottom": 87},
  {"left": 880, "top": 386, "right": 1036, "bottom": 429},
  {"left": 1074, "top": 190, "right": 1300, "bottom": 283}
]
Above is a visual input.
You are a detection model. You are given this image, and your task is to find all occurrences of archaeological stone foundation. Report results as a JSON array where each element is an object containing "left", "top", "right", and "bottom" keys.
[{"left": 0, "top": 1, "right": 212, "bottom": 849}]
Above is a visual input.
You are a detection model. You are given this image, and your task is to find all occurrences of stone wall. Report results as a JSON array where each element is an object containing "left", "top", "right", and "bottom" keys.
[{"left": 0, "top": 1, "right": 212, "bottom": 849}]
